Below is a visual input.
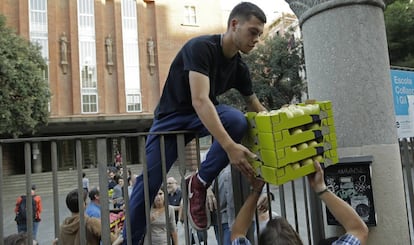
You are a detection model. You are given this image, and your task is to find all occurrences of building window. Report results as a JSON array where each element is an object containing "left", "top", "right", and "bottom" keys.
[
  {"left": 122, "top": 0, "right": 142, "bottom": 112},
  {"left": 126, "top": 90, "right": 141, "bottom": 112},
  {"left": 82, "top": 93, "right": 97, "bottom": 113},
  {"left": 78, "top": 0, "right": 98, "bottom": 113},
  {"left": 183, "top": 5, "right": 197, "bottom": 25},
  {"left": 29, "top": 0, "right": 49, "bottom": 110}
]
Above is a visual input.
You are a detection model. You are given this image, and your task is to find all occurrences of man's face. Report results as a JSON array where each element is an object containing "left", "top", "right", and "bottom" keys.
[
  {"left": 108, "top": 171, "right": 115, "bottom": 179},
  {"left": 166, "top": 178, "right": 177, "bottom": 193},
  {"left": 233, "top": 16, "right": 264, "bottom": 54}
]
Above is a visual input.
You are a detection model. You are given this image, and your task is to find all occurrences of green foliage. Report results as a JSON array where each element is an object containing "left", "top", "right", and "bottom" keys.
[
  {"left": 218, "top": 32, "right": 306, "bottom": 111},
  {"left": 384, "top": 0, "right": 414, "bottom": 68},
  {"left": 0, "top": 15, "right": 50, "bottom": 138}
]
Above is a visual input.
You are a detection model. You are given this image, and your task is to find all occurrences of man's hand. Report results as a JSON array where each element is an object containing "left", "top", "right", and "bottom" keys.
[{"left": 226, "top": 143, "right": 257, "bottom": 178}]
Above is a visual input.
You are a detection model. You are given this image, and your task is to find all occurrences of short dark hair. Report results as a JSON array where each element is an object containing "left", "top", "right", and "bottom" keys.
[
  {"left": 66, "top": 189, "right": 87, "bottom": 213},
  {"left": 259, "top": 216, "right": 303, "bottom": 245},
  {"left": 88, "top": 187, "right": 100, "bottom": 201},
  {"left": 4, "top": 232, "right": 28, "bottom": 245},
  {"left": 227, "top": 2, "right": 267, "bottom": 28}
]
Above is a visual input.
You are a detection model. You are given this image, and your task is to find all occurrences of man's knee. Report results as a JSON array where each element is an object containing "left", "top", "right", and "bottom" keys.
[{"left": 222, "top": 109, "right": 248, "bottom": 134}]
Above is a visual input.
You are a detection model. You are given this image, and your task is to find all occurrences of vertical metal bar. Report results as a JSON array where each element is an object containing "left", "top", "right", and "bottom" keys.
[
  {"left": 25, "top": 142, "right": 33, "bottom": 245},
  {"left": 160, "top": 135, "right": 172, "bottom": 245},
  {"left": 141, "top": 135, "right": 152, "bottom": 244},
  {"left": 76, "top": 140, "right": 86, "bottom": 245},
  {"left": 51, "top": 141, "right": 60, "bottom": 239},
  {"left": 291, "top": 181, "right": 299, "bottom": 231},
  {"left": 0, "top": 144, "right": 4, "bottom": 245},
  {"left": 309, "top": 190, "right": 324, "bottom": 245},
  {"left": 279, "top": 184, "right": 286, "bottom": 218},
  {"left": 121, "top": 133, "right": 136, "bottom": 245},
  {"left": 177, "top": 134, "right": 191, "bottom": 245},
  {"left": 97, "top": 138, "right": 111, "bottom": 245},
  {"left": 402, "top": 138, "right": 414, "bottom": 231},
  {"left": 213, "top": 180, "right": 223, "bottom": 245},
  {"left": 302, "top": 177, "right": 312, "bottom": 245},
  {"left": 120, "top": 137, "right": 132, "bottom": 244}
]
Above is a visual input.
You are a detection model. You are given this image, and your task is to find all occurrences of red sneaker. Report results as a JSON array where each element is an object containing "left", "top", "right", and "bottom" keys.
[{"left": 186, "top": 174, "right": 210, "bottom": 231}]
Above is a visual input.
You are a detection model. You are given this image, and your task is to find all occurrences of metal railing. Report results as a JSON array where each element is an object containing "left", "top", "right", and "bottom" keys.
[
  {"left": 1, "top": 132, "right": 327, "bottom": 245},
  {"left": 399, "top": 138, "right": 414, "bottom": 244}
]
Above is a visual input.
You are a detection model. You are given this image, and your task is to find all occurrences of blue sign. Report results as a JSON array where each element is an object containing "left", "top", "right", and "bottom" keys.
[
  {"left": 391, "top": 69, "right": 414, "bottom": 138},
  {"left": 391, "top": 69, "right": 414, "bottom": 115}
]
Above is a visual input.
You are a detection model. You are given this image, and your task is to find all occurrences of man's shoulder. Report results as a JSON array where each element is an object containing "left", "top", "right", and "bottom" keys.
[
  {"left": 188, "top": 34, "right": 218, "bottom": 43},
  {"left": 184, "top": 34, "right": 220, "bottom": 51}
]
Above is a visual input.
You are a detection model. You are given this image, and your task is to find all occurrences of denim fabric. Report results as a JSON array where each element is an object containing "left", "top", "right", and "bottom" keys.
[{"left": 123, "top": 105, "right": 247, "bottom": 244}]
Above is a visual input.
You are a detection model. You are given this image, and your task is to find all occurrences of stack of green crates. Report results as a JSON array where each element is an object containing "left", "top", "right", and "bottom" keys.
[{"left": 242, "top": 100, "right": 339, "bottom": 185}]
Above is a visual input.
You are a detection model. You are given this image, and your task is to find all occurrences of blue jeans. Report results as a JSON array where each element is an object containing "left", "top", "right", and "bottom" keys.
[
  {"left": 214, "top": 223, "right": 231, "bottom": 245},
  {"left": 17, "top": 221, "right": 40, "bottom": 240},
  {"left": 123, "top": 105, "right": 248, "bottom": 244}
]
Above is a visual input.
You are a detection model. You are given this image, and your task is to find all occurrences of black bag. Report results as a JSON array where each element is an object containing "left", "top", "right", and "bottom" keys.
[{"left": 15, "top": 195, "right": 37, "bottom": 224}]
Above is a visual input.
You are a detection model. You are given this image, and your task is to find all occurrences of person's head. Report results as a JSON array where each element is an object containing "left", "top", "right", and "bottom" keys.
[
  {"left": 108, "top": 168, "right": 117, "bottom": 179},
  {"left": 153, "top": 189, "right": 165, "bottom": 208},
  {"left": 66, "top": 189, "right": 87, "bottom": 213},
  {"left": 88, "top": 187, "right": 100, "bottom": 203},
  {"left": 166, "top": 177, "right": 178, "bottom": 194},
  {"left": 259, "top": 216, "right": 303, "bottom": 245},
  {"left": 31, "top": 184, "right": 36, "bottom": 195},
  {"left": 82, "top": 172, "right": 86, "bottom": 178},
  {"left": 114, "top": 174, "right": 124, "bottom": 186},
  {"left": 226, "top": 2, "right": 267, "bottom": 54},
  {"left": 129, "top": 174, "right": 138, "bottom": 186},
  {"left": 3, "top": 232, "right": 38, "bottom": 245}
]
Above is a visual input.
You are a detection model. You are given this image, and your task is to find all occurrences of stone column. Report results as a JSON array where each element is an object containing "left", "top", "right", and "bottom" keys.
[{"left": 286, "top": 0, "right": 410, "bottom": 243}]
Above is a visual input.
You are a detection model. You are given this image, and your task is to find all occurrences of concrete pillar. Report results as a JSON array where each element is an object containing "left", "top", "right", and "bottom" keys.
[{"left": 286, "top": 0, "right": 410, "bottom": 243}]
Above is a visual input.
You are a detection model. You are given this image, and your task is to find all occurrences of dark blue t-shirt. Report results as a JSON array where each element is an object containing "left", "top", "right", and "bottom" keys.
[{"left": 154, "top": 34, "right": 253, "bottom": 119}]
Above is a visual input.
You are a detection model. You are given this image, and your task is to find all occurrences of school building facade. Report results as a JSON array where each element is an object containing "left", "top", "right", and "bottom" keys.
[{"left": 0, "top": 0, "right": 225, "bottom": 175}]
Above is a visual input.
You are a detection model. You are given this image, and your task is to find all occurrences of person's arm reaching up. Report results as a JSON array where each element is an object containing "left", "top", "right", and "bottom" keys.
[
  {"left": 308, "top": 161, "right": 369, "bottom": 245},
  {"left": 230, "top": 176, "right": 265, "bottom": 242}
]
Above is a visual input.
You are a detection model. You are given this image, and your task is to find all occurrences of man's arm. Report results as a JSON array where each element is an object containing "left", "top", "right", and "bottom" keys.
[
  {"left": 308, "top": 161, "right": 369, "bottom": 245},
  {"left": 189, "top": 71, "right": 256, "bottom": 178},
  {"left": 244, "top": 94, "right": 267, "bottom": 112},
  {"left": 36, "top": 196, "right": 43, "bottom": 213}
]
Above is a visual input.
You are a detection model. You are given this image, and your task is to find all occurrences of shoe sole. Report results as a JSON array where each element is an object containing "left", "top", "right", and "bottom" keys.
[{"left": 186, "top": 174, "right": 211, "bottom": 231}]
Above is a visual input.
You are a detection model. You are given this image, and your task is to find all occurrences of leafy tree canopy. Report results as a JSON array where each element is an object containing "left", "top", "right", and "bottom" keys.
[
  {"left": 0, "top": 14, "right": 50, "bottom": 138},
  {"left": 218, "top": 31, "right": 306, "bottom": 112},
  {"left": 384, "top": 0, "right": 414, "bottom": 68}
]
